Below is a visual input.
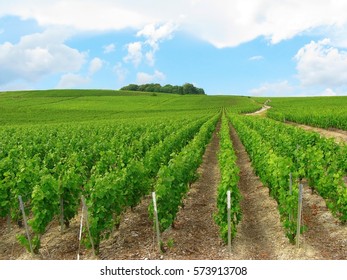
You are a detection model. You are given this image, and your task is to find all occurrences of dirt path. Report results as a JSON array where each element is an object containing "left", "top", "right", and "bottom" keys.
[
  {"left": 245, "top": 105, "right": 270, "bottom": 116},
  {"left": 300, "top": 184, "right": 347, "bottom": 259},
  {"left": 97, "top": 195, "right": 159, "bottom": 260},
  {"left": 286, "top": 121, "right": 347, "bottom": 143},
  {"left": 228, "top": 125, "right": 324, "bottom": 260},
  {"left": 0, "top": 216, "right": 79, "bottom": 260}
]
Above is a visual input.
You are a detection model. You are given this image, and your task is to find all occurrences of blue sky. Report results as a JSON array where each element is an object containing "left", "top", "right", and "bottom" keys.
[{"left": 1, "top": 1, "right": 347, "bottom": 96}]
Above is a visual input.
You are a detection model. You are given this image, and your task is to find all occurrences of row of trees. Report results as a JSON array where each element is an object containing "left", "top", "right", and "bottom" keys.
[{"left": 120, "top": 83, "right": 205, "bottom": 95}]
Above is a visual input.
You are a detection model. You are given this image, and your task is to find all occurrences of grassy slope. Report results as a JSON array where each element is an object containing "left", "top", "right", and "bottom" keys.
[
  {"left": 2, "top": 90, "right": 346, "bottom": 127},
  {"left": 254, "top": 96, "right": 347, "bottom": 130},
  {"left": 0, "top": 90, "right": 260, "bottom": 126},
  {"left": 256, "top": 96, "right": 347, "bottom": 109}
]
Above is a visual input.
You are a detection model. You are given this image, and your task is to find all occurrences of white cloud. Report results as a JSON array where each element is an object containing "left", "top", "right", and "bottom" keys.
[
  {"left": 320, "top": 88, "right": 337, "bottom": 96},
  {"left": 123, "top": 41, "right": 142, "bottom": 67},
  {"left": 137, "top": 21, "right": 177, "bottom": 50},
  {"left": 113, "top": 62, "right": 128, "bottom": 83},
  {"left": 0, "top": 29, "right": 86, "bottom": 85},
  {"left": 294, "top": 39, "right": 347, "bottom": 87},
  {"left": 56, "top": 57, "right": 102, "bottom": 89},
  {"left": 122, "top": 22, "right": 177, "bottom": 68},
  {"left": 136, "top": 70, "right": 165, "bottom": 84},
  {"left": 57, "top": 73, "right": 90, "bottom": 88},
  {"left": 2, "top": 1, "right": 347, "bottom": 48},
  {"left": 88, "top": 57, "right": 103, "bottom": 75},
  {"left": 249, "top": 80, "right": 294, "bottom": 96},
  {"left": 316, "top": 24, "right": 347, "bottom": 48},
  {"left": 248, "top": 55, "right": 264, "bottom": 61},
  {"left": 145, "top": 51, "right": 155, "bottom": 66},
  {"left": 103, "top": 43, "right": 116, "bottom": 54},
  {"left": 136, "top": 21, "right": 177, "bottom": 66},
  {"left": 0, "top": 0, "right": 150, "bottom": 31}
]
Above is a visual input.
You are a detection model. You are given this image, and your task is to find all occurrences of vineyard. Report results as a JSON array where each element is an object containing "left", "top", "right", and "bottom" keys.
[
  {"left": 0, "top": 90, "right": 346, "bottom": 260},
  {"left": 255, "top": 96, "right": 347, "bottom": 130}
]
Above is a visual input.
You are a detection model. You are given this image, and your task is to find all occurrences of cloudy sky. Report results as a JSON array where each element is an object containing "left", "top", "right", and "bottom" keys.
[{"left": 1, "top": 0, "right": 347, "bottom": 96}]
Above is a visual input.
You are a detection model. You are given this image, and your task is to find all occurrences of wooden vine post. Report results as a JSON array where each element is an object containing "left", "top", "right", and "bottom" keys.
[
  {"left": 18, "top": 195, "right": 34, "bottom": 255},
  {"left": 77, "top": 198, "right": 85, "bottom": 260},
  {"left": 296, "top": 183, "right": 303, "bottom": 248},
  {"left": 60, "top": 197, "right": 64, "bottom": 234}
]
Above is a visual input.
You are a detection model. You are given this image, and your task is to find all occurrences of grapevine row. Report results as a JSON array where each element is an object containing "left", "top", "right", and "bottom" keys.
[
  {"left": 214, "top": 112, "right": 241, "bottom": 243},
  {"left": 150, "top": 114, "right": 219, "bottom": 232},
  {"left": 84, "top": 116, "right": 211, "bottom": 251},
  {"left": 0, "top": 116, "right": 207, "bottom": 253},
  {"left": 265, "top": 97, "right": 347, "bottom": 130},
  {"left": 240, "top": 116, "right": 347, "bottom": 223},
  {"left": 228, "top": 113, "right": 302, "bottom": 242}
]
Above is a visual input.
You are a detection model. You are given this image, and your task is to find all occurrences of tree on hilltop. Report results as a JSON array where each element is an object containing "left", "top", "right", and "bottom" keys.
[{"left": 120, "top": 83, "right": 205, "bottom": 95}]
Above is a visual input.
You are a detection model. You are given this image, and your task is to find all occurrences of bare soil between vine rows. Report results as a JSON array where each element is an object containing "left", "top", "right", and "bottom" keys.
[
  {"left": 0, "top": 121, "right": 346, "bottom": 260},
  {"left": 229, "top": 126, "right": 314, "bottom": 259}
]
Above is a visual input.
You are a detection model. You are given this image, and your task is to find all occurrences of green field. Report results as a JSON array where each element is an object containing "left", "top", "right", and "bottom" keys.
[
  {"left": 0, "top": 89, "right": 260, "bottom": 126},
  {"left": 2, "top": 90, "right": 346, "bottom": 128},
  {"left": 255, "top": 96, "right": 347, "bottom": 130}
]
